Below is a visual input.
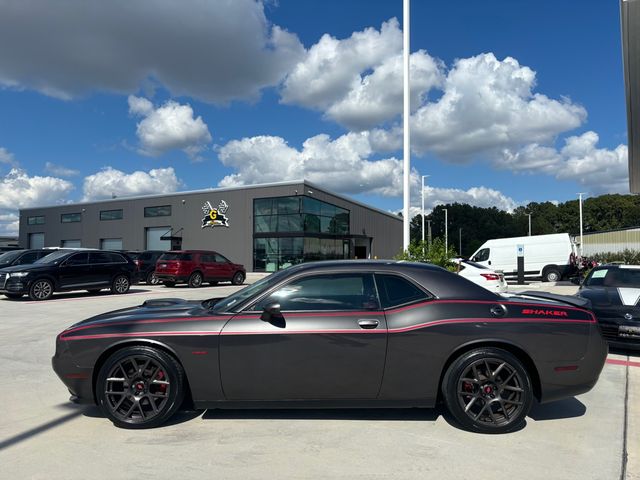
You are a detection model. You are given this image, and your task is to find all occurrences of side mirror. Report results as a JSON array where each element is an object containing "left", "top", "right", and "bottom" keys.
[{"left": 260, "top": 302, "right": 281, "bottom": 322}]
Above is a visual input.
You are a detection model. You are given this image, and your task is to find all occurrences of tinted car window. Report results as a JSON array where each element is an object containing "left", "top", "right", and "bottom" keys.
[
  {"left": 200, "top": 254, "right": 214, "bottom": 263},
  {"left": 159, "top": 253, "right": 193, "bottom": 261},
  {"left": 255, "top": 273, "right": 379, "bottom": 311},
  {"left": 65, "top": 253, "right": 89, "bottom": 265},
  {"left": 138, "top": 252, "right": 153, "bottom": 261},
  {"left": 375, "top": 274, "right": 430, "bottom": 309},
  {"left": 35, "top": 250, "right": 72, "bottom": 264},
  {"left": 107, "top": 252, "right": 127, "bottom": 263},
  {"left": 90, "top": 252, "right": 112, "bottom": 264},
  {"left": 0, "top": 250, "right": 23, "bottom": 266},
  {"left": 586, "top": 268, "right": 640, "bottom": 288},
  {"left": 214, "top": 253, "right": 230, "bottom": 263},
  {"left": 473, "top": 249, "right": 490, "bottom": 262},
  {"left": 17, "top": 251, "right": 40, "bottom": 265}
]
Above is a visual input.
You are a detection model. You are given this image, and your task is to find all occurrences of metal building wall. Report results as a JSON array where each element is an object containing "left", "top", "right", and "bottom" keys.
[
  {"left": 18, "top": 181, "right": 403, "bottom": 271},
  {"left": 581, "top": 228, "right": 640, "bottom": 255},
  {"left": 622, "top": 0, "right": 640, "bottom": 193}
]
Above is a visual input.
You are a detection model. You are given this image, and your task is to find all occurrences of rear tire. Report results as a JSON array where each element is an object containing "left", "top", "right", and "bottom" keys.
[
  {"left": 111, "top": 275, "right": 131, "bottom": 294},
  {"left": 146, "top": 271, "right": 159, "bottom": 285},
  {"left": 231, "top": 271, "right": 245, "bottom": 285},
  {"left": 188, "top": 272, "right": 203, "bottom": 288},
  {"left": 96, "top": 346, "right": 185, "bottom": 429},
  {"left": 543, "top": 267, "right": 561, "bottom": 282},
  {"left": 442, "top": 347, "right": 533, "bottom": 434}
]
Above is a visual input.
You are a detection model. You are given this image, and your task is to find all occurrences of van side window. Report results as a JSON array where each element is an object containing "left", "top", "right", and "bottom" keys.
[{"left": 474, "top": 248, "right": 490, "bottom": 262}]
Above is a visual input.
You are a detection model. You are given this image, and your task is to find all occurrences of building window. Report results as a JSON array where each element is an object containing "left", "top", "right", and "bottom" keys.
[
  {"left": 61, "top": 212, "right": 81, "bottom": 223},
  {"left": 253, "top": 196, "right": 349, "bottom": 235},
  {"left": 61, "top": 239, "right": 81, "bottom": 248},
  {"left": 100, "top": 209, "right": 123, "bottom": 221},
  {"left": 27, "top": 216, "right": 45, "bottom": 225},
  {"left": 101, "top": 238, "right": 123, "bottom": 250},
  {"left": 144, "top": 205, "right": 171, "bottom": 217}
]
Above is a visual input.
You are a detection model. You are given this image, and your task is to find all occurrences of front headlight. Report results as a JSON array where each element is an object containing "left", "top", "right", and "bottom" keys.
[{"left": 8, "top": 272, "right": 29, "bottom": 278}]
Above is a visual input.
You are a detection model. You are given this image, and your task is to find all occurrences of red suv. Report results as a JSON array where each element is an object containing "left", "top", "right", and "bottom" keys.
[{"left": 154, "top": 250, "right": 246, "bottom": 288}]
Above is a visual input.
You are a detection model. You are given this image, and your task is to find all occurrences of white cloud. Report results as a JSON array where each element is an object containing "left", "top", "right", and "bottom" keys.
[
  {"left": 411, "top": 53, "right": 587, "bottom": 159},
  {"left": 281, "top": 19, "right": 444, "bottom": 130},
  {"left": 0, "top": 168, "right": 74, "bottom": 209},
  {"left": 0, "top": 0, "right": 304, "bottom": 103},
  {"left": 0, "top": 211, "right": 19, "bottom": 236},
  {"left": 128, "top": 96, "right": 212, "bottom": 158},
  {"left": 44, "top": 162, "right": 80, "bottom": 177},
  {"left": 500, "top": 131, "right": 628, "bottom": 194},
  {"left": 219, "top": 131, "right": 412, "bottom": 197},
  {"left": 82, "top": 167, "right": 181, "bottom": 201},
  {"left": 0, "top": 147, "right": 17, "bottom": 167},
  {"left": 421, "top": 185, "right": 519, "bottom": 213}
]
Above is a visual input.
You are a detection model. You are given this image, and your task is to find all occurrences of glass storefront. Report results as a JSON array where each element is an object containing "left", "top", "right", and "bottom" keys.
[{"left": 253, "top": 195, "right": 352, "bottom": 271}]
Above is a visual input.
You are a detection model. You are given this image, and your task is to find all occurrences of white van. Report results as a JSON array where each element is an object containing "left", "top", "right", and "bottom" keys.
[{"left": 470, "top": 233, "right": 577, "bottom": 282}]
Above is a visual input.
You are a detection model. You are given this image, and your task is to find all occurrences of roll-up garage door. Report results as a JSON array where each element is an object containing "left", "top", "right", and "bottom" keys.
[{"left": 146, "top": 227, "right": 171, "bottom": 250}]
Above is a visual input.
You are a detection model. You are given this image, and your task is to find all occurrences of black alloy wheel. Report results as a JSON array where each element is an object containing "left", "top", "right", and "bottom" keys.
[
  {"left": 188, "top": 272, "right": 203, "bottom": 288},
  {"left": 442, "top": 348, "right": 533, "bottom": 433},
  {"left": 111, "top": 275, "right": 131, "bottom": 295},
  {"left": 146, "top": 271, "right": 160, "bottom": 285},
  {"left": 29, "top": 279, "right": 54, "bottom": 301},
  {"left": 4, "top": 293, "right": 23, "bottom": 299},
  {"left": 231, "top": 271, "right": 245, "bottom": 286},
  {"left": 97, "top": 346, "right": 185, "bottom": 429}
]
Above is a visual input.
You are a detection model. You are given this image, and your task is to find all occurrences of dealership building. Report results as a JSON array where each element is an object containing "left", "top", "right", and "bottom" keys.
[{"left": 18, "top": 180, "right": 402, "bottom": 272}]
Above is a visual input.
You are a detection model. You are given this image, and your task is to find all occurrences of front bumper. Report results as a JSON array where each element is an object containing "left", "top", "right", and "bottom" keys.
[
  {"left": 598, "top": 319, "right": 640, "bottom": 350},
  {"left": 0, "top": 276, "right": 30, "bottom": 294},
  {"left": 52, "top": 337, "right": 95, "bottom": 404}
]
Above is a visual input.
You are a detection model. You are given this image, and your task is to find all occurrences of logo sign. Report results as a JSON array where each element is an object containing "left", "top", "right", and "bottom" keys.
[
  {"left": 624, "top": 313, "right": 634, "bottom": 321},
  {"left": 517, "top": 244, "right": 524, "bottom": 257},
  {"left": 201, "top": 200, "right": 230, "bottom": 229}
]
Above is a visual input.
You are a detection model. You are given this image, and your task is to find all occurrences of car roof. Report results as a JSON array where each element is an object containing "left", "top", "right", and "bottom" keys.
[{"left": 280, "top": 260, "right": 447, "bottom": 274}]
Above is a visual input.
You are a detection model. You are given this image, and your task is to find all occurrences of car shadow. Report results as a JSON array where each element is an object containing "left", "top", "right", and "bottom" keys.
[
  {"left": 528, "top": 397, "right": 586, "bottom": 421},
  {"left": 1, "top": 288, "right": 151, "bottom": 302},
  {"left": 200, "top": 407, "right": 443, "bottom": 422},
  {"left": 610, "top": 346, "right": 640, "bottom": 358}
]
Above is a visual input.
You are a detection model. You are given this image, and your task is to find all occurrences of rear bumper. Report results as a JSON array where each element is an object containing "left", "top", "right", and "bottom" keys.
[{"left": 155, "top": 274, "right": 189, "bottom": 284}]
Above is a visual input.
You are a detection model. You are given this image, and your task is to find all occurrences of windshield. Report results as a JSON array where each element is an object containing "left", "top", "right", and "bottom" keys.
[
  {"left": 159, "top": 252, "right": 192, "bottom": 261},
  {"left": 462, "top": 260, "right": 489, "bottom": 270},
  {"left": 585, "top": 267, "right": 640, "bottom": 288},
  {"left": 0, "top": 250, "right": 23, "bottom": 265},
  {"left": 34, "top": 250, "right": 71, "bottom": 264},
  {"left": 210, "top": 270, "right": 288, "bottom": 313}
]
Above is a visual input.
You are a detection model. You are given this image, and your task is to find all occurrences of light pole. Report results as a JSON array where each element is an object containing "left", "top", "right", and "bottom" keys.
[
  {"left": 459, "top": 227, "right": 462, "bottom": 256},
  {"left": 527, "top": 213, "right": 531, "bottom": 236},
  {"left": 402, "top": 0, "right": 411, "bottom": 251},
  {"left": 578, "top": 193, "right": 586, "bottom": 258},
  {"left": 444, "top": 208, "right": 448, "bottom": 255},
  {"left": 421, "top": 175, "right": 429, "bottom": 245},
  {"left": 427, "top": 220, "right": 432, "bottom": 246}
]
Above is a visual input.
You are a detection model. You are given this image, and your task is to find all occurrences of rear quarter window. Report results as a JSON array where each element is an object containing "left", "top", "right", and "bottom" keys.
[{"left": 375, "top": 274, "right": 431, "bottom": 309}]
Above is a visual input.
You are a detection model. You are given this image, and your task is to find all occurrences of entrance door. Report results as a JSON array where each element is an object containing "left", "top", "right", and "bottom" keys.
[
  {"left": 354, "top": 246, "right": 367, "bottom": 259},
  {"left": 219, "top": 272, "right": 387, "bottom": 400}
]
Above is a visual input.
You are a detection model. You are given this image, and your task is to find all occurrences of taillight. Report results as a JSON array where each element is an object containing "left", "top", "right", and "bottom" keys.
[{"left": 480, "top": 273, "right": 500, "bottom": 281}]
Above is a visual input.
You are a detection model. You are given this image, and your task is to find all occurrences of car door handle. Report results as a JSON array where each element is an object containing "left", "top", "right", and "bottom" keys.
[
  {"left": 358, "top": 319, "right": 379, "bottom": 329},
  {"left": 490, "top": 305, "right": 506, "bottom": 317}
]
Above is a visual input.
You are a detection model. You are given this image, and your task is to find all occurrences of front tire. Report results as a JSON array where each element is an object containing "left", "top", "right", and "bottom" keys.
[
  {"left": 111, "top": 275, "right": 131, "bottom": 294},
  {"left": 96, "top": 346, "right": 185, "bottom": 429},
  {"left": 442, "top": 347, "right": 533, "bottom": 433},
  {"left": 29, "top": 279, "right": 54, "bottom": 301}
]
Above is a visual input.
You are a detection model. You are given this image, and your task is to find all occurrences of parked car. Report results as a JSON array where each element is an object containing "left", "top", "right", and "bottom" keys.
[
  {"left": 453, "top": 258, "right": 508, "bottom": 293},
  {"left": 470, "top": 233, "right": 577, "bottom": 282},
  {"left": 53, "top": 260, "right": 607, "bottom": 433},
  {"left": 575, "top": 264, "right": 640, "bottom": 349},
  {"left": 130, "top": 250, "right": 165, "bottom": 284},
  {"left": 0, "top": 249, "right": 137, "bottom": 300},
  {"left": 0, "top": 249, "right": 52, "bottom": 268},
  {"left": 154, "top": 250, "right": 245, "bottom": 288}
]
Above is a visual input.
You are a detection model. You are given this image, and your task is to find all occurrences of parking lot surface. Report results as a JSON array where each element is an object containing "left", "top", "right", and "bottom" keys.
[{"left": 0, "top": 277, "right": 638, "bottom": 480}]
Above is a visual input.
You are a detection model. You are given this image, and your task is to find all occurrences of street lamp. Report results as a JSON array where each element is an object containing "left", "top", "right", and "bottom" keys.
[
  {"left": 421, "top": 175, "right": 429, "bottom": 245},
  {"left": 402, "top": 0, "right": 411, "bottom": 251},
  {"left": 443, "top": 208, "right": 448, "bottom": 255},
  {"left": 578, "top": 193, "right": 584, "bottom": 257}
]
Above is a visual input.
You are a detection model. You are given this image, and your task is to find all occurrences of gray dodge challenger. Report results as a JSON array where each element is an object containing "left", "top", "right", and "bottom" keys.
[{"left": 53, "top": 260, "right": 607, "bottom": 433}]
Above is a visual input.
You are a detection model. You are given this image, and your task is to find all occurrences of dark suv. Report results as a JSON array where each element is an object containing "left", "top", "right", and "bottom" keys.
[
  {"left": 131, "top": 250, "right": 165, "bottom": 284},
  {"left": 0, "top": 249, "right": 137, "bottom": 301},
  {"left": 155, "top": 250, "right": 245, "bottom": 288},
  {"left": 0, "top": 249, "right": 52, "bottom": 268}
]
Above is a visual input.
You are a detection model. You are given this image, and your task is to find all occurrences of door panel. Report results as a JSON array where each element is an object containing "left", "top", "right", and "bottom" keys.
[
  {"left": 58, "top": 253, "right": 90, "bottom": 288},
  {"left": 219, "top": 273, "right": 388, "bottom": 400}
]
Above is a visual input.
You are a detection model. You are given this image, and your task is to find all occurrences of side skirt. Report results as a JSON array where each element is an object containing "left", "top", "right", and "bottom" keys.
[{"left": 193, "top": 399, "right": 434, "bottom": 410}]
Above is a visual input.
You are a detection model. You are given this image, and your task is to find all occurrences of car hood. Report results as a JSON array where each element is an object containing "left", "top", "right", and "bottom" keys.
[
  {"left": 578, "top": 286, "right": 640, "bottom": 317},
  {"left": 66, "top": 297, "right": 224, "bottom": 330},
  {"left": 0, "top": 263, "right": 52, "bottom": 273}
]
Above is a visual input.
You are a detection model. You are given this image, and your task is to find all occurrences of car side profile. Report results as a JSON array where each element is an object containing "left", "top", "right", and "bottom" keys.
[
  {"left": 154, "top": 250, "right": 245, "bottom": 288},
  {"left": 0, "top": 249, "right": 137, "bottom": 300},
  {"left": 53, "top": 260, "right": 607, "bottom": 433}
]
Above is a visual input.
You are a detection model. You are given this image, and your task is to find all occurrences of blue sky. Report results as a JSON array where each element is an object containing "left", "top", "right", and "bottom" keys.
[{"left": 0, "top": 0, "right": 629, "bottom": 234}]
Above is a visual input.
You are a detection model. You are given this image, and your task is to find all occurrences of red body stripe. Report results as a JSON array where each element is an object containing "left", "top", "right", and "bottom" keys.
[
  {"left": 61, "top": 316, "right": 593, "bottom": 341},
  {"left": 606, "top": 358, "right": 640, "bottom": 368},
  {"left": 62, "top": 315, "right": 228, "bottom": 335}
]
